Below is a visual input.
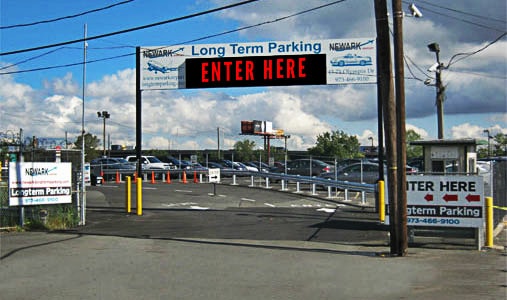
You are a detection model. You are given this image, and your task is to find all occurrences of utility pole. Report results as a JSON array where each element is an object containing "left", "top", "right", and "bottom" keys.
[
  {"left": 374, "top": 0, "right": 388, "bottom": 184},
  {"left": 374, "top": 0, "right": 398, "bottom": 254},
  {"left": 81, "top": 23, "right": 87, "bottom": 225},
  {"left": 391, "top": 0, "right": 408, "bottom": 256},
  {"left": 428, "top": 43, "right": 445, "bottom": 139},
  {"left": 217, "top": 127, "right": 220, "bottom": 160},
  {"left": 97, "top": 111, "right": 110, "bottom": 156}
]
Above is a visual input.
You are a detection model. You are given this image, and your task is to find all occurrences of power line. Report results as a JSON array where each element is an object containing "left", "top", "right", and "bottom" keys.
[
  {"left": 403, "top": 1, "right": 506, "bottom": 32},
  {"left": 0, "top": 0, "right": 348, "bottom": 76},
  {"left": 0, "top": 0, "right": 260, "bottom": 56},
  {"left": 410, "top": 0, "right": 506, "bottom": 24},
  {"left": 0, "top": 0, "right": 135, "bottom": 30},
  {"left": 446, "top": 32, "right": 507, "bottom": 67}
]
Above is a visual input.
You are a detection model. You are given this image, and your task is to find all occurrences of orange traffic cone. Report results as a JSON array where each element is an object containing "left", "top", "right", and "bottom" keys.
[
  {"left": 166, "top": 171, "right": 171, "bottom": 184},
  {"left": 151, "top": 171, "right": 156, "bottom": 184},
  {"left": 193, "top": 171, "right": 199, "bottom": 183},
  {"left": 182, "top": 171, "right": 188, "bottom": 184},
  {"left": 101, "top": 170, "right": 105, "bottom": 182},
  {"left": 115, "top": 171, "right": 120, "bottom": 184},
  {"left": 134, "top": 172, "right": 137, "bottom": 182}
]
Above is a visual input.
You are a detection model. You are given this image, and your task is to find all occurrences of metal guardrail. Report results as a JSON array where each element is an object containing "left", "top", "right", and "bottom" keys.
[
  {"left": 100, "top": 169, "right": 376, "bottom": 193},
  {"left": 99, "top": 169, "right": 377, "bottom": 206}
]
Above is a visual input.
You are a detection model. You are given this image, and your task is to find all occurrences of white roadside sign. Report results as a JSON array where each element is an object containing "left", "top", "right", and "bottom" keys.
[
  {"left": 9, "top": 162, "right": 72, "bottom": 206},
  {"left": 386, "top": 175, "right": 484, "bottom": 228},
  {"left": 208, "top": 168, "right": 220, "bottom": 183}
]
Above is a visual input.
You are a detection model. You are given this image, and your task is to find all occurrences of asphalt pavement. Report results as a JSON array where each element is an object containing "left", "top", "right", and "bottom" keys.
[{"left": 1, "top": 182, "right": 505, "bottom": 300}]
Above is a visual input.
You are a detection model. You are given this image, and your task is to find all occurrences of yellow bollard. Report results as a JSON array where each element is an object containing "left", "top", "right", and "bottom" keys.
[
  {"left": 485, "top": 197, "right": 493, "bottom": 248},
  {"left": 125, "top": 176, "right": 131, "bottom": 213},
  {"left": 136, "top": 177, "right": 142, "bottom": 216},
  {"left": 378, "top": 180, "right": 385, "bottom": 223}
]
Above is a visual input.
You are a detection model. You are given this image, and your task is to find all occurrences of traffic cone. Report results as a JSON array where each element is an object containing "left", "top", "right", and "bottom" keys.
[
  {"left": 134, "top": 172, "right": 137, "bottom": 182},
  {"left": 151, "top": 171, "right": 156, "bottom": 184},
  {"left": 182, "top": 171, "right": 188, "bottom": 184},
  {"left": 101, "top": 170, "right": 105, "bottom": 182},
  {"left": 166, "top": 171, "right": 171, "bottom": 184},
  {"left": 193, "top": 171, "right": 199, "bottom": 183},
  {"left": 115, "top": 171, "right": 120, "bottom": 184}
]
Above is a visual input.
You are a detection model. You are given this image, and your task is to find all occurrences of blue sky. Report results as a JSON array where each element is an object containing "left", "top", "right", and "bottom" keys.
[{"left": 1, "top": 0, "right": 506, "bottom": 153}]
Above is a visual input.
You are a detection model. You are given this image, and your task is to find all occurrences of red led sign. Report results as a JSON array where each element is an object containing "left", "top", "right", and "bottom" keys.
[{"left": 185, "top": 54, "right": 326, "bottom": 88}]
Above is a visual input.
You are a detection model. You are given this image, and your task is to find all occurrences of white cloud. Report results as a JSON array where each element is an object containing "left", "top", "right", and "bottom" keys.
[{"left": 1, "top": 0, "right": 505, "bottom": 153}]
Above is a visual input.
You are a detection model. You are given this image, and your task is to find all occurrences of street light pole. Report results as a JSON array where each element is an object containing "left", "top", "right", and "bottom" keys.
[
  {"left": 97, "top": 111, "right": 110, "bottom": 156},
  {"left": 483, "top": 129, "right": 492, "bottom": 158},
  {"left": 428, "top": 42, "right": 445, "bottom": 139}
]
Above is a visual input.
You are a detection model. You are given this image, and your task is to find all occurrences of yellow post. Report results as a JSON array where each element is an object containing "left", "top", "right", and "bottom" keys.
[
  {"left": 485, "top": 197, "right": 494, "bottom": 247},
  {"left": 125, "top": 176, "right": 131, "bottom": 213},
  {"left": 378, "top": 180, "right": 385, "bottom": 223},
  {"left": 136, "top": 177, "right": 142, "bottom": 216}
]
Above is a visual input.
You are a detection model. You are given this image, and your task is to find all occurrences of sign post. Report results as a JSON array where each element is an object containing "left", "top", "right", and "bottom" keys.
[{"left": 208, "top": 168, "right": 220, "bottom": 196}]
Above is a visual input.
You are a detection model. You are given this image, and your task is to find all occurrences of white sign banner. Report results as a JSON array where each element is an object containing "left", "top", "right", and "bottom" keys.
[
  {"left": 386, "top": 175, "right": 484, "bottom": 228},
  {"left": 208, "top": 168, "right": 220, "bottom": 183},
  {"left": 140, "top": 38, "right": 376, "bottom": 90},
  {"left": 9, "top": 162, "right": 72, "bottom": 206}
]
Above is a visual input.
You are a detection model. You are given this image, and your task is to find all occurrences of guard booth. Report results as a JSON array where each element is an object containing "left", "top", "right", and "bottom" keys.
[{"left": 410, "top": 138, "right": 478, "bottom": 174}]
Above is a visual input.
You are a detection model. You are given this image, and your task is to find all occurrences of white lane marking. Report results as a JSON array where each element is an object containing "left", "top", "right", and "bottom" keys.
[
  {"left": 264, "top": 203, "right": 276, "bottom": 207},
  {"left": 240, "top": 198, "right": 256, "bottom": 202},
  {"left": 316, "top": 208, "right": 336, "bottom": 213},
  {"left": 162, "top": 202, "right": 197, "bottom": 207},
  {"left": 175, "top": 189, "right": 193, "bottom": 193},
  {"left": 189, "top": 206, "right": 209, "bottom": 210}
]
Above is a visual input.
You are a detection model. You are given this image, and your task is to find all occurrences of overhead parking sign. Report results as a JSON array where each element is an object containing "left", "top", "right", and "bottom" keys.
[
  {"left": 386, "top": 175, "right": 484, "bottom": 228},
  {"left": 140, "top": 38, "right": 376, "bottom": 90}
]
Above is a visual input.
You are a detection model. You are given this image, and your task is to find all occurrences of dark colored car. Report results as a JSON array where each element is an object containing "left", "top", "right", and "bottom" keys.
[
  {"left": 275, "top": 159, "right": 333, "bottom": 177},
  {"left": 90, "top": 157, "right": 136, "bottom": 181},
  {"left": 320, "top": 162, "right": 419, "bottom": 184},
  {"left": 320, "top": 162, "right": 381, "bottom": 184}
]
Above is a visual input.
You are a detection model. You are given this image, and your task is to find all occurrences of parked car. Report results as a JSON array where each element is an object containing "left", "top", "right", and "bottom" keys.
[
  {"left": 221, "top": 160, "right": 249, "bottom": 171},
  {"left": 246, "top": 161, "right": 270, "bottom": 172},
  {"left": 206, "top": 161, "right": 235, "bottom": 177},
  {"left": 125, "top": 155, "right": 175, "bottom": 170},
  {"left": 320, "top": 162, "right": 380, "bottom": 184},
  {"left": 275, "top": 159, "right": 333, "bottom": 177},
  {"left": 90, "top": 157, "right": 136, "bottom": 181}
]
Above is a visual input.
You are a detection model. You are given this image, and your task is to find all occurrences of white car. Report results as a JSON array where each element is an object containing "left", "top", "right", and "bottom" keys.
[
  {"left": 330, "top": 54, "right": 372, "bottom": 67},
  {"left": 125, "top": 155, "right": 176, "bottom": 170}
]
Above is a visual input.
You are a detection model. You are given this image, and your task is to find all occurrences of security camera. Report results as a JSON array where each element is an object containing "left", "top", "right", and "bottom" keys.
[
  {"left": 409, "top": 3, "right": 423, "bottom": 18},
  {"left": 424, "top": 78, "right": 432, "bottom": 85},
  {"left": 427, "top": 62, "right": 439, "bottom": 72}
]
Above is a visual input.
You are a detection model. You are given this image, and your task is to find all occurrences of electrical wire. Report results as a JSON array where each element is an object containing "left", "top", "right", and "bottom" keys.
[
  {"left": 0, "top": 0, "right": 348, "bottom": 76},
  {"left": 0, "top": 0, "right": 135, "bottom": 30},
  {"left": 404, "top": 1, "right": 506, "bottom": 32},
  {"left": 446, "top": 32, "right": 507, "bottom": 68},
  {"left": 0, "top": 0, "right": 261, "bottom": 56},
  {"left": 409, "top": 0, "right": 506, "bottom": 25}
]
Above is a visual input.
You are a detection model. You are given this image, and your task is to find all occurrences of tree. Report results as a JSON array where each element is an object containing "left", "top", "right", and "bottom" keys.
[
  {"left": 307, "top": 130, "right": 361, "bottom": 159},
  {"left": 233, "top": 139, "right": 257, "bottom": 161},
  {"left": 406, "top": 129, "right": 423, "bottom": 159},
  {"left": 74, "top": 133, "right": 100, "bottom": 161},
  {"left": 493, "top": 133, "right": 507, "bottom": 156}
]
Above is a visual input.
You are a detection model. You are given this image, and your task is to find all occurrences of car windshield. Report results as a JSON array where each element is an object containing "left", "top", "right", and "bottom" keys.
[{"left": 147, "top": 156, "right": 162, "bottom": 163}]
